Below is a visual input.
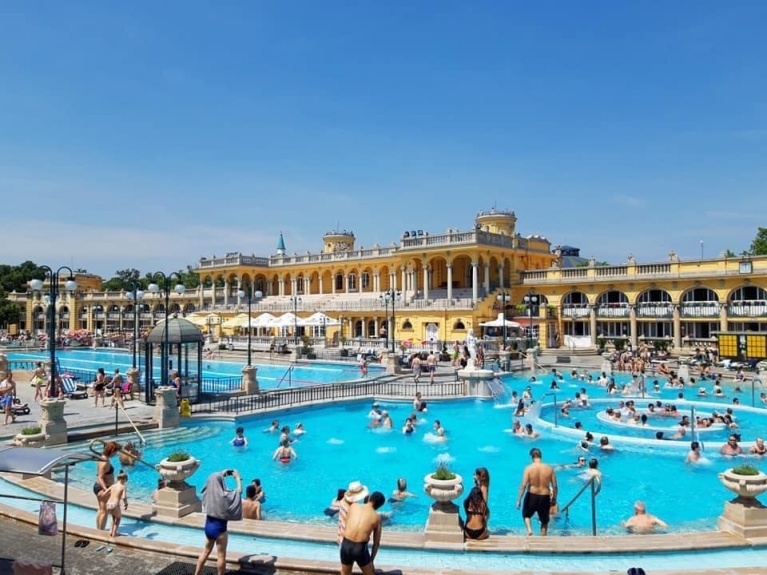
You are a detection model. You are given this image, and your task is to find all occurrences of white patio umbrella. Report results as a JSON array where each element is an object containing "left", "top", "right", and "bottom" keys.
[
  {"left": 221, "top": 313, "right": 251, "bottom": 329},
  {"left": 302, "top": 312, "right": 341, "bottom": 326},
  {"left": 479, "top": 313, "right": 522, "bottom": 329},
  {"left": 250, "top": 312, "right": 277, "bottom": 328},
  {"left": 271, "top": 312, "right": 308, "bottom": 328}
]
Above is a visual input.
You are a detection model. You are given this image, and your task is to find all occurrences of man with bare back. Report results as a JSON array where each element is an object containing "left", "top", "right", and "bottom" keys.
[
  {"left": 339, "top": 491, "right": 385, "bottom": 575},
  {"left": 516, "top": 447, "right": 558, "bottom": 536}
]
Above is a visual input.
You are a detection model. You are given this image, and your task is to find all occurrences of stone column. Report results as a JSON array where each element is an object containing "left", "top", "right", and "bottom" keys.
[
  {"left": 390, "top": 272, "right": 396, "bottom": 291},
  {"left": 483, "top": 263, "right": 490, "bottom": 295},
  {"left": 589, "top": 306, "right": 598, "bottom": 348},
  {"left": 498, "top": 264, "right": 505, "bottom": 288},
  {"left": 446, "top": 264, "right": 453, "bottom": 302},
  {"left": 126, "top": 367, "right": 140, "bottom": 396},
  {"left": 385, "top": 353, "right": 402, "bottom": 375},
  {"left": 423, "top": 266, "right": 430, "bottom": 300},
  {"left": 720, "top": 304, "right": 729, "bottom": 333},
  {"left": 236, "top": 278, "right": 242, "bottom": 307},
  {"left": 153, "top": 387, "right": 180, "bottom": 429},
  {"left": 673, "top": 306, "right": 682, "bottom": 350},
  {"left": 198, "top": 285, "right": 204, "bottom": 308},
  {"left": 629, "top": 306, "right": 638, "bottom": 348},
  {"left": 401, "top": 267, "right": 407, "bottom": 296},
  {"left": 40, "top": 398, "right": 68, "bottom": 446},
  {"left": 471, "top": 263, "right": 478, "bottom": 303},
  {"left": 345, "top": 274, "right": 350, "bottom": 294},
  {"left": 241, "top": 365, "right": 259, "bottom": 394},
  {"left": 223, "top": 279, "right": 229, "bottom": 307}
]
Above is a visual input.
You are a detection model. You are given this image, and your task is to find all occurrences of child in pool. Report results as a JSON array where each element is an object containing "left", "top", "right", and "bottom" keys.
[
  {"left": 231, "top": 427, "right": 248, "bottom": 447},
  {"left": 105, "top": 471, "right": 129, "bottom": 537}
]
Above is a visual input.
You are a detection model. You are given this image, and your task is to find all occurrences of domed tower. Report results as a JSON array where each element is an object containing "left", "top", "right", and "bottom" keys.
[
  {"left": 474, "top": 208, "right": 517, "bottom": 235},
  {"left": 323, "top": 229, "right": 356, "bottom": 254}
]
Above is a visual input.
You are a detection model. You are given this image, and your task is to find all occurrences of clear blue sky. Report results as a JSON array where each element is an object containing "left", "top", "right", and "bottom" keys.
[{"left": 1, "top": 1, "right": 765, "bottom": 277}]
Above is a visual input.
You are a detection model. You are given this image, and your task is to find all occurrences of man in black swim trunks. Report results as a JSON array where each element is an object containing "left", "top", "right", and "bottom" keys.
[
  {"left": 339, "top": 491, "right": 385, "bottom": 575},
  {"left": 516, "top": 447, "right": 558, "bottom": 536}
]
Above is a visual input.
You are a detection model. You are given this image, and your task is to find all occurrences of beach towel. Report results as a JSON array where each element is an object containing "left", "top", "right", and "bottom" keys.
[{"left": 201, "top": 471, "right": 242, "bottom": 521}]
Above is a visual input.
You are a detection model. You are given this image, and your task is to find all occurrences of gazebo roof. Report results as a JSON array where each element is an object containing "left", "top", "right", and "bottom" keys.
[{"left": 146, "top": 315, "right": 204, "bottom": 344}]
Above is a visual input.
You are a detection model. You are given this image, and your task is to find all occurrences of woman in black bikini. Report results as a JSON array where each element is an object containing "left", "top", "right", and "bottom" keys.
[
  {"left": 462, "top": 486, "right": 489, "bottom": 540},
  {"left": 94, "top": 441, "right": 121, "bottom": 530}
]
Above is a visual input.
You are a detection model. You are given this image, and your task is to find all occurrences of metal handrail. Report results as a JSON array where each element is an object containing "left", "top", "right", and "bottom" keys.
[
  {"left": 277, "top": 363, "right": 295, "bottom": 388},
  {"left": 560, "top": 475, "right": 602, "bottom": 535},
  {"left": 115, "top": 403, "right": 147, "bottom": 446},
  {"left": 88, "top": 438, "right": 157, "bottom": 471},
  {"left": 542, "top": 392, "right": 559, "bottom": 427}
]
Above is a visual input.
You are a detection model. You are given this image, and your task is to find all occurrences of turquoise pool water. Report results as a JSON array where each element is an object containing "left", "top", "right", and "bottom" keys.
[
  {"left": 3, "top": 479, "right": 767, "bottom": 572},
  {"left": 59, "top": 371, "right": 767, "bottom": 536},
  {"left": 7, "top": 349, "right": 381, "bottom": 388}
]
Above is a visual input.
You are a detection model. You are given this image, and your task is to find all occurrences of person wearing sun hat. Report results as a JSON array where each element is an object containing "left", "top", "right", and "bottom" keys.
[{"left": 337, "top": 480, "right": 369, "bottom": 545}]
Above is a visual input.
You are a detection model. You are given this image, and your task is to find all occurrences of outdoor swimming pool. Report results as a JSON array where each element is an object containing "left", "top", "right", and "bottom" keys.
[
  {"left": 59, "top": 371, "right": 767, "bottom": 536},
  {"left": 7, "top": 349, "right": 381, "bottom": 389}
]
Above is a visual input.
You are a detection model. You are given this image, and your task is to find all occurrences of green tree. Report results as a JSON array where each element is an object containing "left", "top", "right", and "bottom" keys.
[
  {"left": 724, "top": 249, "right": 737, "bottom": 258},
  {"left": 750, "top": 227, "right": 767, "bottom": 256},
  {"left": 103, "top": 268, "right": 144, "bottom": 291},
  {"left": 0, "top": 297, "right": 22, "bottom": 328}
]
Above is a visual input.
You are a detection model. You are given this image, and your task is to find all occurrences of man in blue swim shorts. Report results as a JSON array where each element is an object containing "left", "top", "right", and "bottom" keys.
[{"left": 339, "top": 491, "right": 385, "bottom": 575}]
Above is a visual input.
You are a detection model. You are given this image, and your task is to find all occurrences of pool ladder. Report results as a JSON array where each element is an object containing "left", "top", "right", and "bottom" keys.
[
  {"left": 277, "top": 363, "right": 295, "bottom": 388},
  {"left": 560, "top": 475, "right": 602, "bottom": 535}
]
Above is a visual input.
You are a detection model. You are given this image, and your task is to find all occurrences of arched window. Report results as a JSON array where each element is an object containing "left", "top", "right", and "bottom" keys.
[
  {"left": 335, "top": 273, "right": 344, "bottom": 290},
  {"left": 361, "top": 272, "right": 370, "bottom": 290},
  {"left": 348, "top": 273, "right": 357, "bottom": 291},
  {"left": 453, "top": 320, "right": 466, "bottom": 330},
  {"left": 402, "top": 319, "right": 413, "bottom": 330}
]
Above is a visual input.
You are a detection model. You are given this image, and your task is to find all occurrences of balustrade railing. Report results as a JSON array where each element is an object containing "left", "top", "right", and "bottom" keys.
[
  {"left": 192, "top": 380, "right": 465, "bottom": 414},
  {"left": 636, "top": 305, "right": 674, "bottom": 318}
]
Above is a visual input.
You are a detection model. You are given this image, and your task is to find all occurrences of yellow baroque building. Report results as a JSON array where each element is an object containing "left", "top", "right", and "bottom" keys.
[{"left": 8, "top": 208, "right": 767, "bottom": 358}]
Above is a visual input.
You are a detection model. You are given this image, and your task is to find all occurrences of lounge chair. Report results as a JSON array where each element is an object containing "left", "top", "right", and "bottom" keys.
[{"left": 60, "top": 377, "right": 88, "bottom": 399}]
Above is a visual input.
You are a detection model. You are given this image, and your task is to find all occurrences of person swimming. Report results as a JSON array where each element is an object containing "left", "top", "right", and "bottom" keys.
[
  {"left": 264, "top": 420, "right": 279, "bottom": 433},
  {"left": 390, "top": 478, "right": 416, "bottom": 502},
  {"left": 293, "top": 423, "right": 306, "bottom": 436},
  {"left": 231, "top": 427, "right": 248, "bottom": 447},
  {"left": 272, "top": 438, "right": 298, "bottom": 463}
]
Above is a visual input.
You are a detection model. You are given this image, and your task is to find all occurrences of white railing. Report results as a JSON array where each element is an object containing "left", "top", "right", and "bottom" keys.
[
  {"left": 562, "top": 306, "right": 591, "bottom": 318},
  {"left": 636, "top": 305, "right": 674, "bottom": 318},
  {"left": 595, "top": 306, "right": 631, "bottom": 318}
]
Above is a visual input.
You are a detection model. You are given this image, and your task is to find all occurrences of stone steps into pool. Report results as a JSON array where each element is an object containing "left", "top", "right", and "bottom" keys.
[{"left": 127, "top": 425, "right": 222, "bottom": 450}]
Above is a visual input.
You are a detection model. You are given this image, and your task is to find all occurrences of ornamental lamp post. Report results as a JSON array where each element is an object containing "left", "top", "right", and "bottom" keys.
[
  {"left": 29, "top": 267, "right": 77, "bottom": 398},
  {"left": 496, "top": 291, "right": 509, "bottom": 350},
  {"left": 380, "top": 289, "right": 402, "bottom": 354},
  {"left": 290, "top": 295, "right": 302, "bottom": 345},
  {"left": 147, "top": 272, "right": 185, "bottom": 388},
  {"left": 524, "top": 291, "right": 538, "bottom": 350},
  {"left": 237, "top": 287, "right": 263, "bottom": 366},
  {"left": 124, "top": 282, "right": 145, "bottom": 369}
]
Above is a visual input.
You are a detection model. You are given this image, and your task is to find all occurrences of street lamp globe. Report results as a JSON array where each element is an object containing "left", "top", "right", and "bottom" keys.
[
  {"left": 147, "top": 283, "right": 160, "bottom": 294},
  {"left": 29, "top": 279, "right": 43, "bottom": 292},
  {"left": 237, "top": 289, "right": 245, "bottom": 299},
  {"left": 174, "top": 283, "right": 185, "bottom": 295},
  {"left": 65, "top": 279, "right": 78, "bottom": 292},
  {"left": 254, "top": 290, "right": 263, "bottom": 299}
]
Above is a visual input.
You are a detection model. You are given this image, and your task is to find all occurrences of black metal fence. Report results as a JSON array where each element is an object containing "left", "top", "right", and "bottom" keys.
[{"left": 191, "top": 379, "right": 465, "bottom": 414}]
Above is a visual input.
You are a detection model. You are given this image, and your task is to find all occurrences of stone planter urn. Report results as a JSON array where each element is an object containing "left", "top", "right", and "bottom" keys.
[
  {"left": 719, "top": 468, "right": 767, "bottom": 503},
  {"left": 423, "top": 472, "right": 464, "bottom": 544},
  {"left": 12, "top": 431, "right": 46, "bottom": 448},
  {"left": 424, "top": 473, "right": 464, "bottom": 504},
  {"left": 156, "top": 456, "right": 201, "bottom": 484}
]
